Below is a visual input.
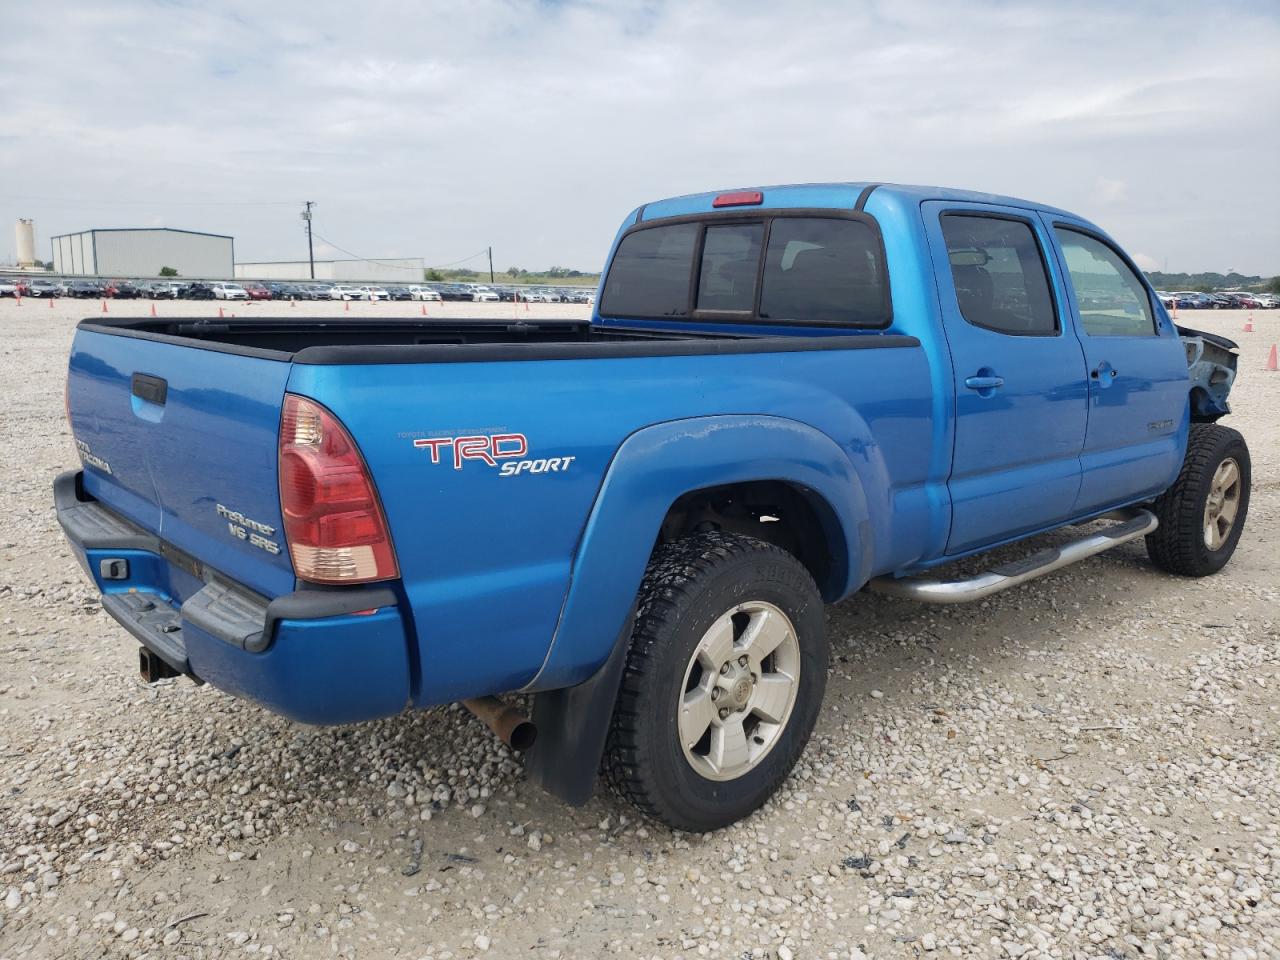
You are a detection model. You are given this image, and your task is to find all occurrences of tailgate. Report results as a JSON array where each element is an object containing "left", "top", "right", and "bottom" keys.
[{"left": 67, "top": 328, "right": 296, "bottom": 599}]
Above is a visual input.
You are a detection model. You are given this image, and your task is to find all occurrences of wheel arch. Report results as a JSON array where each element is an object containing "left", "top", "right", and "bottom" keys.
[{"left": 524, "top": 416, "right": 868, "bottom": 806}]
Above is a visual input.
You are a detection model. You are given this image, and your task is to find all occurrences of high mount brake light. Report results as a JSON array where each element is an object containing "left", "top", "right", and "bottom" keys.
[
  {"left": 279, "top": 394, "right": 398, "bottom": 584},
  {"left": 712, "top": 191, "right": 764, "bottom": 208}
]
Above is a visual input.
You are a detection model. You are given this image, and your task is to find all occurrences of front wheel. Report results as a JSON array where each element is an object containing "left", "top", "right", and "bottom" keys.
[
  {"left": 1146, "top": 423, "right": 1250, "bottom": 577},
  {"left": 604, "top": 532, "right": 827, "bottom": 832}
]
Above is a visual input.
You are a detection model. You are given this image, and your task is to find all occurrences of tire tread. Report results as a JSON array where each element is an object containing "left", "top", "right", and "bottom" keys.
[
  {"left": 603, "top": 531, "right": 820, "bottom": 830},
  {"left": 1146, "top": 423, "right": 1249, "bottom": 576}
]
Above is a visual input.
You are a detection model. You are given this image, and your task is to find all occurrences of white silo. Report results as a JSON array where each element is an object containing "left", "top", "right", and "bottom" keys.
[{"left": 15, "top": 219, "right": 36, "bottom": 268}]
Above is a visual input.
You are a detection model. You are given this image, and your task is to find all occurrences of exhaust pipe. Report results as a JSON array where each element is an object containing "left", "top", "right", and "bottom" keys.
[
  {"left": 462, "top": 696, "right": 537, "bottom": 751},
  {"left": 138, "top": 647, "right": 180, "bottom": 683}
]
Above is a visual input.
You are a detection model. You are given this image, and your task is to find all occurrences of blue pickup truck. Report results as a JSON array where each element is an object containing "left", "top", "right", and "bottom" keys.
[{"left": 56, "top": 183, "right": 1248, "bottom": 831}]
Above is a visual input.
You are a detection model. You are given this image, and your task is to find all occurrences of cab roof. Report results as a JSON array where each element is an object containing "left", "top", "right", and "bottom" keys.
[{"left": 636, "top": 182, "right": 1080, "bottom": 223}]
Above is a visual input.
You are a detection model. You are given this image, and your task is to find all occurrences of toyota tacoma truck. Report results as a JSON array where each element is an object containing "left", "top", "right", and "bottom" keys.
[{"left": 55, "top": 183, "right": 1248, "bottom": 832}]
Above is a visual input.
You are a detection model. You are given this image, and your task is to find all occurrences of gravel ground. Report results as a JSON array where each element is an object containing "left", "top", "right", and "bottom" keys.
[{"left": 0, "top": 298, "right": 1277, "bottom": 960}]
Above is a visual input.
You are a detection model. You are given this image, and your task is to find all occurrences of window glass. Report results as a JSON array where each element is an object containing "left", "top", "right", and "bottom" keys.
[
  {"left": 1053, "top": 228, "right": 1155, "bottom": 336},
  {"left": 940, "top": 215, "right": 1057, "bottom": 335},
  {"left": 696, "top": 223, "right": 763, "bottom": 311},
  {"left": 600, "top": 223, "right": 697, "bottom": 317},
  {"left": 759, "top": 218, "right": 887, "bottom": 325}
]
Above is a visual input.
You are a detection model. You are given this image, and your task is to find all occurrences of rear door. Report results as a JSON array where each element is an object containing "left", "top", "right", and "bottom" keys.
[
  {"left": 1043, "top": 218, "right": 1190, "bottom": 514},
  {"left": 68, "top": 329, "right": 296, "bottom": 599},
  {"left": 922, "top": 201, "right": 1089, "bottom": 554}
]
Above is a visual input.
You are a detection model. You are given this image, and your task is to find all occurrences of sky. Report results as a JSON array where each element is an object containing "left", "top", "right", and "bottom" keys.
[{"left": 1, "top": 0, "right": 1277, "bottom": 276}]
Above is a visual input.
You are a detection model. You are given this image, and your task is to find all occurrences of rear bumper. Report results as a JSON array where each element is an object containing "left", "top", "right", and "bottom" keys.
[{"left": 54, "top": 471, "right": 412, "bottom": 725}]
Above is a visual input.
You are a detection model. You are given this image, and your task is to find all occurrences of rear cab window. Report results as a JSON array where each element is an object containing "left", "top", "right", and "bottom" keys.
[{"left": 601, "top": 213, "right": 891, "bottom": 327}]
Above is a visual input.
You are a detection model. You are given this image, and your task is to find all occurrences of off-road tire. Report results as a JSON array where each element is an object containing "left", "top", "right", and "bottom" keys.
[
  {"left": 1146, "top": 423, "right": 1250, "bottom": 577},
  {"left": 603, "top": 531, "right": 827, "bottom": 832}
]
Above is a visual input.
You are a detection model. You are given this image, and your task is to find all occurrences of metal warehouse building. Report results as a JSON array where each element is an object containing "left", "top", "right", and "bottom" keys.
[
  {"left": 51, "top": 228, "right": 234, "bottom": 278},
  {"left": 235, "top": 258, "right": 425, "bottom": 283}
]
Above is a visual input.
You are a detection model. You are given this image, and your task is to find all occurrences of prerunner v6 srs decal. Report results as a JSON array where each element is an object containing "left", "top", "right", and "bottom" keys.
[{"left": 411, "top": 433, "right": 575, "bottom": 477}]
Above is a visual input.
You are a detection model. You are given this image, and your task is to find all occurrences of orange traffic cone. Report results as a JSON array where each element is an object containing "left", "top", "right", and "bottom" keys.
[
  {"left": 1244, "top": 319, "right": 1254, "bottom": 333},
  {"left": 100, "top": 299, "right": 107, "bottom": 313},
  {"left": 1267, "top": 343, "right": 1278, "bottom": 372},
  {"left": 344, "top": 299, "right": 350, "bottom": 312},
  {"left": 48, "top": 296, "right": 54, "bottom": 309},
  {"left": 150, "top": 301, "right": 157, "bottom": 318},
  {"left": 1171, "top": 301, "right": 1178, "bottom": 319},
  {"left": 420, "top": 302, "right": 427, "bottom": 316},
  {"left": 218, "top": 306, "right": 225, "bottom": 318}
]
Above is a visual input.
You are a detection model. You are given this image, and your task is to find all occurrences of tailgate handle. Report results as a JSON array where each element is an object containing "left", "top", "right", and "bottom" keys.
[{"left": 131, "top": 373, "right": 168, "bottom": 406}]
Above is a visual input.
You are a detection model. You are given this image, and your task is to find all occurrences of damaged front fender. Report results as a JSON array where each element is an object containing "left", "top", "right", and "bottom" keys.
[{"left": 1177, "top": 325, "right": 1238, "bottom": 422}]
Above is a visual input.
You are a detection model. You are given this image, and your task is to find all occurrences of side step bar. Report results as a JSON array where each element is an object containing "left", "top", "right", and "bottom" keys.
[{"left": 869, "top": 509, "right": 1158, "bottom": 605}]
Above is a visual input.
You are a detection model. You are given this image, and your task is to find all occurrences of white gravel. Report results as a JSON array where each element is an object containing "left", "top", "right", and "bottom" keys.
[{"left": 1, "top": 299, "right": 1277, "bottom": 959}]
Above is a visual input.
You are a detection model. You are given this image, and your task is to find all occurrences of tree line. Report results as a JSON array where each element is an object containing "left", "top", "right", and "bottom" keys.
[{"left": 1144, "top": 271, "right": 1280, "bottom": 294}]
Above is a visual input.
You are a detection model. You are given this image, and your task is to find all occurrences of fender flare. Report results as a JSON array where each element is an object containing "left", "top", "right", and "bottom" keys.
[{"left": 524, "top": 414, "right": 874, "bottom": 805}]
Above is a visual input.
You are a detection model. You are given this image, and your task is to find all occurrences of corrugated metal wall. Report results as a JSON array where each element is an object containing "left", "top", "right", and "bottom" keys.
[
  {"left": 92, "top": 230, "right": 233, "bottom": 278},
  {"left": 51, "top": 232, "right": 97, "bottom": 275}
]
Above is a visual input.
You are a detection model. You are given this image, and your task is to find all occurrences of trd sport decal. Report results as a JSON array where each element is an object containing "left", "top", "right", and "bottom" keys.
[{"left": 412, "top": 433, "right": 575, "bottom": 476}]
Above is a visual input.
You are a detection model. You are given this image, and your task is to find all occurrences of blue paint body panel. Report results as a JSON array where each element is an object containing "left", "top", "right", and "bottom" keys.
[
  {"left": 184, "top": 609, "right": 410, "bottom": 725},
  {"left": 69, "top": 333, "right": 295, "bottom": 599},
  {"left": 60, "top": 182, "right": 1194, "bottom": 726}
]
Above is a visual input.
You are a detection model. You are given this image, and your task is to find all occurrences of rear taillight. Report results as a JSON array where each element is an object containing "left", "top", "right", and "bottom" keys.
[{"left": 279, "top": 394, "right": 398, "bottom": 584}]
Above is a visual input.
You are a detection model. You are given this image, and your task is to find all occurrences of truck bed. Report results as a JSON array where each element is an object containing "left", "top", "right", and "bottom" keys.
[
  {"left": 65, "top": 313, "right": 932, "bottom": 712},
  {"left": 78, "top": 316, "right": 916, "bottom": 364}
]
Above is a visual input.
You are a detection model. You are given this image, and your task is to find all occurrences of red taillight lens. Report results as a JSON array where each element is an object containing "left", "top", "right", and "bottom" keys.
[
  {"left": 712, "top": 190, "right": 764, "bottom": 208},
  {"left": 279, "top": 394, "right": 398, "bottom": 584}
]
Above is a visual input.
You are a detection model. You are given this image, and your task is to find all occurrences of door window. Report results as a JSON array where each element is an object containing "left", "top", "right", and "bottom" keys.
[
  {"left": 1053, "top": 228, "right": 1155, "bottom": 337},
  {"left": 940, "top": 214, "right": 1058, "bottom": 335}
]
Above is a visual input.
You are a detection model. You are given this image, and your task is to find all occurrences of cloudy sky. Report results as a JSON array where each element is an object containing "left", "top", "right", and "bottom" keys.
[{"left": 2, "top": 0, "right": 1277, "bottom": 275}]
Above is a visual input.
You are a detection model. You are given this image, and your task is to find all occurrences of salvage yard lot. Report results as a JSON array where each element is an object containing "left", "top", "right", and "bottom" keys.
[{"left": 1, "top": 300, "right": 1277, "bottom": 959}]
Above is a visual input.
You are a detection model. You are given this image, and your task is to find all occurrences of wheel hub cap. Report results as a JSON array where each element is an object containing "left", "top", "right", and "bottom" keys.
[
  {"left": 1203, "top": 457, "right": 1241, "bottom": 551},
  {"left": 677, "top": 601, "right": 802, "bottom": 782},
  {"left": 728, "top": 676, "right": 753, "bottom": 709}
]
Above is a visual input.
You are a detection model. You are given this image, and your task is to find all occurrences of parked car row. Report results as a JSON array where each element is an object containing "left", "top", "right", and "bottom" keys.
[
  {"left": 1156, "top": 290, "right": 1278, "bottom": 310},
  {"left": 0, "top": 276, "right": 600, "bottom": 305}
]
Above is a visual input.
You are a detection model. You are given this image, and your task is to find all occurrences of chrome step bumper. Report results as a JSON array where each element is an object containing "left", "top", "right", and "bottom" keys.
[{"left": 869, "top": 509, "right": 1158, "bottom": 604}]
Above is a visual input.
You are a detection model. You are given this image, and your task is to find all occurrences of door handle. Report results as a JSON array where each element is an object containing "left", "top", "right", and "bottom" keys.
[
  {"left": 131, "top": 372, "right": 168, "bottom": 405},
  {"left": 1090, "top": 362, "right": 1118, "bottom": 387},
  {"left": 964, "top": 375, "right": 1005, "bottom": 391}
]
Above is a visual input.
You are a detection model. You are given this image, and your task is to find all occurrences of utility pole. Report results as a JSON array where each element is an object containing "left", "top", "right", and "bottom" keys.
[
  {"left": 301, "top": 201, "right": 315, "bottom": 279},
  {"left": 488, "top": 246, "right": 495, "bottom": 284}
]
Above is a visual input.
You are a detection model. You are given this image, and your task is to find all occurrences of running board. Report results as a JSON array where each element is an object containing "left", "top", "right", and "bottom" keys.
[{"left": 869, "top": 509, "right": 1158, "bottom": 605}]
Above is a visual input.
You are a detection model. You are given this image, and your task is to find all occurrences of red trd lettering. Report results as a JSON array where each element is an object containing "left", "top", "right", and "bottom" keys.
[
  {"left": 413, "top": 433, "right": 531, "bottom": 469},
  {"left": 453, "top": 436, "right": 497, "bottom": 469},
  {"left": 413, "top": 437, "right": 452, "bottom": 463},
  {"left": 491, "top": 433, "right": 528, "bottom": 458}
]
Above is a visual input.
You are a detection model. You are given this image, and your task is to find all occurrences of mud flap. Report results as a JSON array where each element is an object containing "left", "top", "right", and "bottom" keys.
[{"left": 525, "top": 609, "right": 635, "bottom": 806}]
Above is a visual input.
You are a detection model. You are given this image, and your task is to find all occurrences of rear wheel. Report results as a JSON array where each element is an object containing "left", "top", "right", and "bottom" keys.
[
  {"left": 604, "top": 532, "right": 827, "bottom": 832},
  {"left": 1146, "top": 423, "right": 1250, "bottom": 577}
]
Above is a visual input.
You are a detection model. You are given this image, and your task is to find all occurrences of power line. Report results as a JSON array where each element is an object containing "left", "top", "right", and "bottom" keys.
[
  {"left": 312, "top": 233, "right": 491, "bottom": 272},
  {"left": 310, "top": 233, "right": 432, "bottom": 273},
  {"left": 431, "top": 248, "right": 492, "bottom": 269},
  {"left": 0, "top": 194, "right": 298, "bottom": 207}
]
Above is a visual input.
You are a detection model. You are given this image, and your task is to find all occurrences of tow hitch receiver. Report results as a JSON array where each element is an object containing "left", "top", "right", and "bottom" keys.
[{"left": 139, "top": 646, "right": 180, "bottom": 683}]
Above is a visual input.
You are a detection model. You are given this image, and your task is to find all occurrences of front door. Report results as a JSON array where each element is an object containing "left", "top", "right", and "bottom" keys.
[
  {"left": 1043, "top": 217, "right": 1191, "bottom": 515},
  {"left": 922, "top": 201, "right": 1090, "bottom": 555}
]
